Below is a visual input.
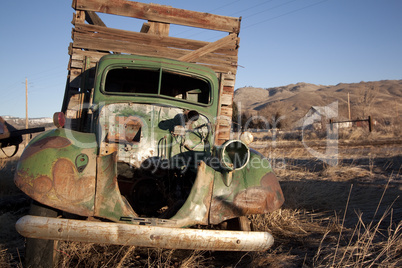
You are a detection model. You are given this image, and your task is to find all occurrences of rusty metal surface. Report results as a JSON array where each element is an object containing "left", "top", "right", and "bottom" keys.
[
  {"left": 14, "top": 130, "right": 97, "bottom": 216},
  {"left": 170, "top": 161, "right": 215, "bottom": 227},
  {"left": 106, "top": 116, "right": 142, "bottom": 143},
  {"left": 16, "top": 215, "right": 274, "bottom": 251},
  {"left": 233, "top": 172, "right": 284, "bottom": 214},
  {"left": 19, "top": 136, "right": 71, "bottom": 161},
  {"left": 94, "top": 152, "right": 137, "bottom": 221},
  {"left": 209, "top": 171, "right": 285, "bottom": 225}
]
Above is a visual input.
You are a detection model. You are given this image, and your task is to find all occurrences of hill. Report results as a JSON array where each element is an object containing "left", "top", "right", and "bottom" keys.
[
  {"left": 1, "top": 116, "right": 53, "bottom": 129},
  {"left": 234, "top": 80, "right": 402, "bottom": 129}
]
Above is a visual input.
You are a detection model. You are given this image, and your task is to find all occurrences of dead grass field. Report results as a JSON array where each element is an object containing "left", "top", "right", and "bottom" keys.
[{"left": 1, "top": 131, "right": 401, "bottom": 267}]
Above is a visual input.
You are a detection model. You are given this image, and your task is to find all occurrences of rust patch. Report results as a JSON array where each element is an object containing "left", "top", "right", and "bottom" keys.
[
  {"left": 261, "top": 172, "right": 281, "bottom": 189},
  {"left": 14, "top": 171, "right": 36, "bottom": 198},
  {"left": 53, "top": 158, "right": 95, "bottom": 203},
  {"left": 233, "top": 172, "right": 284, "bottom": 214},
  {"left": 210, "top": 172, "right": 285, "bottom": 224},
  {"left": 32, "top": 176, "right": 52, "bottom": 194},
  {"left": 20, "top": 136, "right": 71, "bottom": 161},
  {"left": 15, "top": 161, "right": 95, "bottom": 217},
  {"left": 106, "top": 116, "right": 142, "bottom": 143}
]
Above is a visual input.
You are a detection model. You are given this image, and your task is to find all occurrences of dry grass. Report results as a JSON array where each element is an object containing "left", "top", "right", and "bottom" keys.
[
  {"left": 0, "top": 135, "right": 401, "bottom": 267},
  {"left": 55, "top": 243, "right": 211, "bottom": 267},
  {"left": 0, "top": 245, "right": 13, "bottom": 268},
  {"left": 246, "top": 186, "right": 401, "bottom": 267}
]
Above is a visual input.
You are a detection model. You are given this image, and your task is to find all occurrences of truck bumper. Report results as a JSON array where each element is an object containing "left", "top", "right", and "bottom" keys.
[{"left": 16, "top": 215, "right": 274, "bottom": 251}]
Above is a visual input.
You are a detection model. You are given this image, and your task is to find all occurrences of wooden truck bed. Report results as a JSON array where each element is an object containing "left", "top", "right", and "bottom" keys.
[{"left": 64, "top": 0, "right": 241, "bottom": 144}]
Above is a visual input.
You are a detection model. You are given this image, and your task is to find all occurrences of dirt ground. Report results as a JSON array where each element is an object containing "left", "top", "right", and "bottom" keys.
[{"left": 1, "top": 137, "right": 401, "bottom": 267}]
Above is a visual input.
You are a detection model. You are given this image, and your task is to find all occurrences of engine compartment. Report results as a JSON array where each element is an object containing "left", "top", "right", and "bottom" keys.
[
  {"left": 96, "top": 103, "right": 213, "bottom": 218},
  {"left": 117, "top": 161, "right": 197, "bottom": 218}
]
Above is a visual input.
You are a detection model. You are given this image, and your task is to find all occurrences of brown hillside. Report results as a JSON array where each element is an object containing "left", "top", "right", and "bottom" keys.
[{"left": 234, "top": 80, "right": 402, "bottom": 129}]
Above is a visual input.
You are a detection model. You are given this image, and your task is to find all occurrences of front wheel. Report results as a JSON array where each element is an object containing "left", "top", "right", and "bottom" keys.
[
  {"left": 220, "top": 216, "right": 252, "bottom": 231},
  {"left": 25, "top": 201, "right": 60, "bottom": 268}
]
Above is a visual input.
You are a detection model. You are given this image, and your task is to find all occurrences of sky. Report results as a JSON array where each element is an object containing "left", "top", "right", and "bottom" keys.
[{"left": 0, "top": 0, "right": 401, "bottom": 118}]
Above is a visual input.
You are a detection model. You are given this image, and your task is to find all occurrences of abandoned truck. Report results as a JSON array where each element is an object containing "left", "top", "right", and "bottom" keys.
[{"left": 14, "top": 0, "right": 284, "bottom": 265}]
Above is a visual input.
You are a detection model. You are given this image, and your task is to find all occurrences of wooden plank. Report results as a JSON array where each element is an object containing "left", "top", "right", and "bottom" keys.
[
  {"left": 222, "top": 74, "right": 236, "bottom": 87},
  {"left": 74, "top": 0, "right": 240, "bottom": 33},
  {"left": 222, "top": 86, "right": 235, "bottom": 94},
  {"left": 148, "top": 21, "right": 170, "bottom": 36},
  {"left": 85, "top": 10, "right": 106, "bottom": 26},
  {"left": 72, "top": 32, "right": 238, "bottom": 74},
  {"left": 69, "top": 68, "right": 82, "bottom": 87},
  {"left": 220, "top": 106, "right": 233, "bottom": 117},
  {"left": 71, "top": 26, "right": 238, "bottom": 64},
  {"left": 216, "top": 125, "right": 231, "bottom": 145},
  {"left": 73, "top": 23, "right": 238, "bottom": 55},
  {"left": 71, "top": 10, "right": 86, "bottom": 25},
  {"left": 70, "top": 48, "right": 108, "bottom": 60},
  {"left": 216, "top": 118, "right": 231, "bottom": 127},
  {"left": 220, "top": 93, "right": 233, "bottom": 106},
  {"left": 140, "top": 22, "right": 150, "bottom": 33},
  {"left": 179, "top": 34, "right": 237, "bottom": 63},
  {"left": 70, "top": 59, "right": 96, "bottom": 69}
]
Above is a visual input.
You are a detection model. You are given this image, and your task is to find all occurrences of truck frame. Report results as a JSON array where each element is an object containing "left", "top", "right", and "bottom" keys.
[{"left": 14, "top": 0, "right": 284, "bottom": 266}]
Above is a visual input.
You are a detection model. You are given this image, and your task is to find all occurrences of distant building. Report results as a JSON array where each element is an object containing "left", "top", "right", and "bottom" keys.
[{"left": 295, "top": 102, "right": 351, "bottom": 130}]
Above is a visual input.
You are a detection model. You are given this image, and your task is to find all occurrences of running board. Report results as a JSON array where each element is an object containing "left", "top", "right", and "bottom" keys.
[{"left": 16, "top": 215, "right": 274, "bottom": 251}]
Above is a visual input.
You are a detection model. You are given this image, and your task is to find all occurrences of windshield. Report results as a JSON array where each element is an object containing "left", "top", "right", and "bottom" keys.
[{"left": 104, "top": 68, "right": 211, "bottom": 104}]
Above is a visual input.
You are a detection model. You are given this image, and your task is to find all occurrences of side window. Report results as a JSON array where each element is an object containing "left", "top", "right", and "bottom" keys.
[{"left": 160, "top": 72, "right": 210, "bottom": 104}]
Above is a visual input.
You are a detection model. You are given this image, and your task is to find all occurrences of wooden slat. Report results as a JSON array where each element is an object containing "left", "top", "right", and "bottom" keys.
[
  {"left": 69, "top": 48, "right": 108, "bottom": 60},
  {"left": 214, "top": 71, "right": 234, "bottom": 145},
  {"left": 220, "top": 106, "right": 233, "bottom": 118},
  {"left": 179, "top": 34, "right": 237, "bottom": 62},
  {"left": 72, "top": 33, "right": 237, "bottom": 64},
  {"left": 73, "top": 23, "right": 238, "bottom": 56},
  {"left": 85, "top": 10, "right": 106, "bottom": 26},
  {"left": 148, "top": 21, "right": 170, "bottom": 36},
  {"left": 222, "top": 86, "right": 235, "bottom": 94},
  {"left": 222, "top": 74, "right": 236, "bottom": 87},
  {"left": 220, "top": 93, "right": 233, "bottom": 106},
  {"left": 216, "top": 118, "right": 231, "bottom": 127},
  {"left": 72, "top": 32, "right": 238, "bottom": 74},
  {"left": 73, "top": 0, "right": 240, "bottom": 33},
  {"left": 140, "top": 22, "right": 151, "bottom": 33}
]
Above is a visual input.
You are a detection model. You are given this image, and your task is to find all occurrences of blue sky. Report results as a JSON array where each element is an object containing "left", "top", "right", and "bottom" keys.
[{"left": 0, "top": 0, "right": 401, "bottom": 118}]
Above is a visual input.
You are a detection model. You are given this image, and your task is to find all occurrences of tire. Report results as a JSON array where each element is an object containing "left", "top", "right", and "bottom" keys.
[
  {"left": 25, "top": 201, "right": 60, "bottom": 268},
  {"left": 220, "top": 216, "right": 252, "bottom": 231}
]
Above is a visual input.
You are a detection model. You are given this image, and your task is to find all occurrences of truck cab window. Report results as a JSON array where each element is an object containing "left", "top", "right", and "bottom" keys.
[
  {"left": 104, "top": 68, "right": 210, "bottom": 104},
  {"left": 105, "top": 68, "right": 159, "bottom": 94},
  {"left": 160, "top": 71, "right": 210, "bottom": 104}
]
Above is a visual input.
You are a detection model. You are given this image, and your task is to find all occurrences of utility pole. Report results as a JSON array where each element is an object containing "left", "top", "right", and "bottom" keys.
[
  {"left": 25, "top": 77, "right": 29, "bottom": 147},
  {"left": 347, "top": 92, "right": 351, "bottom": 120}
]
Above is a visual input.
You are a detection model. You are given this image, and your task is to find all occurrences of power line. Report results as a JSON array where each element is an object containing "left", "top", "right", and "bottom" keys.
[
  {"left": 201, "top": 0, "right": 331, "bottom": 42},
  {"left": 229, "top": 0, "right": 277, "bottom": 16},
  {"left": 171, "top": 0, "right": 244, "bottom": 38},
  {"left": 243, "top": 0, "right": 331, "bottom": 29},
  {"left": 208, "top": 0, "right": 243, "bottom": 13},
  {"left": 241, "top": 0, "right": 298, "bottom": 19}
]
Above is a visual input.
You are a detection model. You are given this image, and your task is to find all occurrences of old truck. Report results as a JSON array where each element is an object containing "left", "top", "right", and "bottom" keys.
[{"left": 14, "top": 0, "right": 284, "bottom": 266}]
